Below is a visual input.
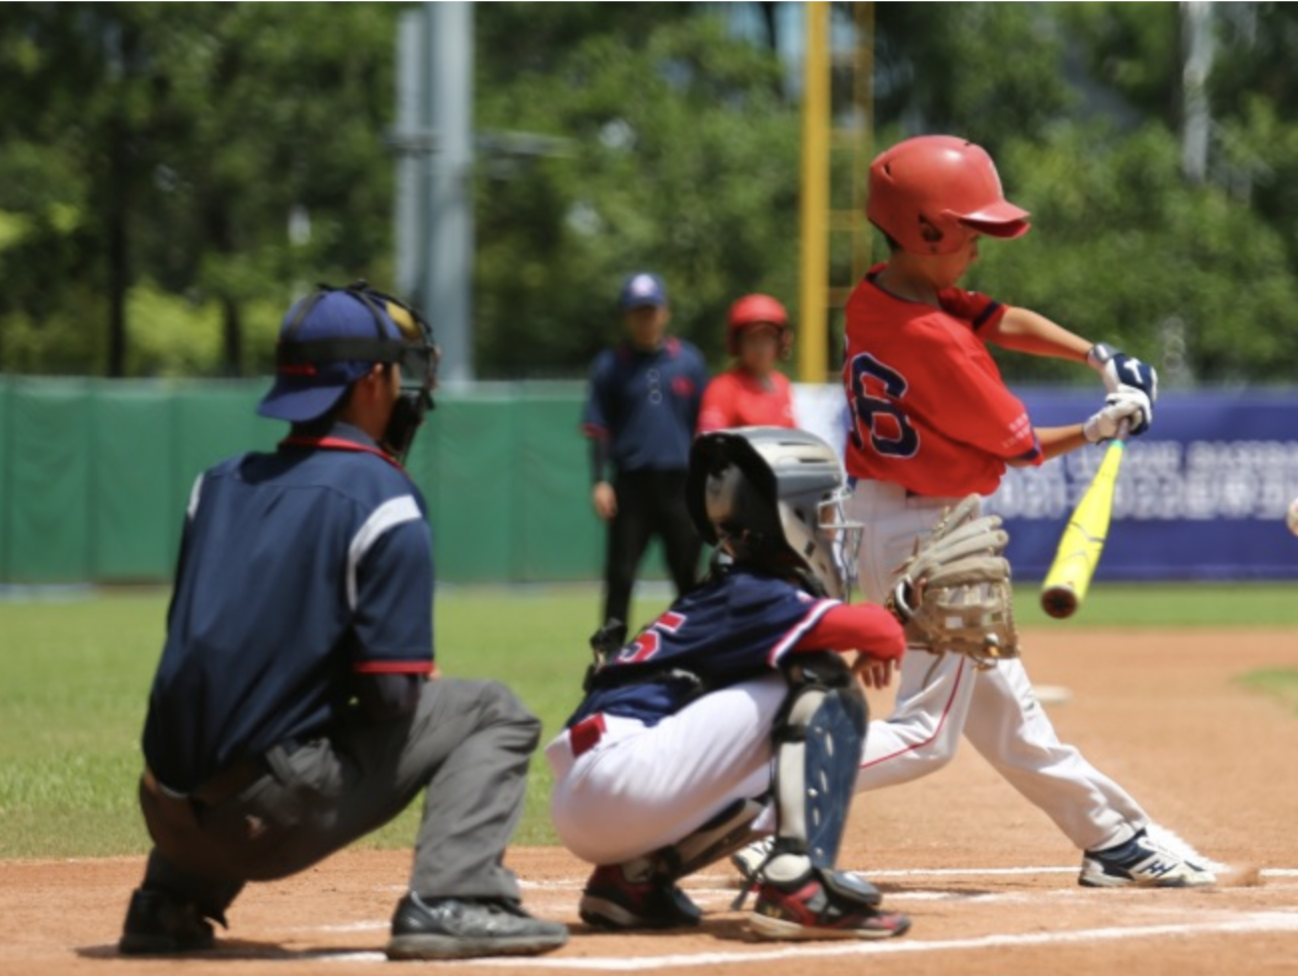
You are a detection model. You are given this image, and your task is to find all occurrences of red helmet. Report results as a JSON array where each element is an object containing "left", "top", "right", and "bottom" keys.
[
  {"left": 867, "top": 135, "right": 1030, "bottom": 256},
  {"left": 726, "top": 293, "right": 791, "bottom": 357}
]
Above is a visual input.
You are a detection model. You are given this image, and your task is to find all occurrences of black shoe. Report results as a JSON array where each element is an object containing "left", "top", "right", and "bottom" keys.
[
  {"left": 386, "top": 894, "right": 569, "bottom": 960},
  {"left": 118, "top": 888, "right": 215, "bottom": 955},
  {"left": 578, "top": 864, "right": 702, "bottom": 930}
]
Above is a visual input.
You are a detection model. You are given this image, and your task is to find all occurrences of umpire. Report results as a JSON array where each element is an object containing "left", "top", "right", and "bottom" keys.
[
  {"left": 582, "top": 272, "right": 709, "bottom": 643},
  {"left": 119, "top": 283, "right": 567, "bottom": 961}
]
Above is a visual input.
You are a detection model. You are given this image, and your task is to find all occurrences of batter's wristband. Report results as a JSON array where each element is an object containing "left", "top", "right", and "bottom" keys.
[{"left": 1086, "top": 342, "right": 1118, "bottom": 371}]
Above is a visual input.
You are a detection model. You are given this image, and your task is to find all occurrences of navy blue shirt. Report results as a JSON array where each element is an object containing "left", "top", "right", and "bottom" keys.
[
  {"left": 582, "top": 338, "right": 709, "bottom": 472},
  {"left": 568, "top": 569, "right": 839, "bottom": 727},
  {"left": 142, "top": 423, "right": 434, "bottom": 793}
]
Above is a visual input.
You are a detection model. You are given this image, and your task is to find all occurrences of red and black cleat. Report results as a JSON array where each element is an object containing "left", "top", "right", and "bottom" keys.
[
  {"left": 749, "top": 875, "right": 911, "bottom": 941},
  {"left": 578, "top": 864, "right": 702, "bottom": 931}
]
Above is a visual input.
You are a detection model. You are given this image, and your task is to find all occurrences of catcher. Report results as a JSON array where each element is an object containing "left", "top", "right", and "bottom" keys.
[{"left": 546, "top": 426, "right": 1009, "bottom": 939}]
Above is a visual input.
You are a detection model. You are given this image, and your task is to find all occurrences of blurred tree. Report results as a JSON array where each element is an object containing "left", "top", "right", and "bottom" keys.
[
  {"left": 474, "top": 11, "right": 800, "bottom": 375},
  {"left": 0, "top": 2, "right": 398, "bottom": 376},
  {"left": 1059, "top": 1, "right": 1182, "bottom": 127},
  {"left": 2, "top": 1, "right": 1297, "bottom": 386},
  {"left": 969, "top": 123, "right": 1298, "bottom": 385},
  {"left": 1007, "top": 2, "right": 1298, "bottom": 385},
  {"left": 872, "top": 2, "right": 1077, "bottom": 148}
]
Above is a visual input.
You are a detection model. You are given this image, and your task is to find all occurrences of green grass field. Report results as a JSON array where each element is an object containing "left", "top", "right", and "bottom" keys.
[{"left": 1, "top": 582, "right": 1295, "bottom": 860}]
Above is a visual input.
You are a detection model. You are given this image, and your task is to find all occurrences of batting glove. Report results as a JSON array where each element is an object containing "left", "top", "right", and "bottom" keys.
[
  {"left": 1088, "top": 342, "right": 1159, "bottom": 405},
  {"left": 1084, "top": 389, "right": 1152, "bottom": 443}
]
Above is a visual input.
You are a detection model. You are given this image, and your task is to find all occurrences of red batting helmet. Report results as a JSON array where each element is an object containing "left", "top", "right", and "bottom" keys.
[
  {"left": 726, "top": 293, "right": 791, "bottom": 357},
  {"left": 867, "top": 135, "right": 1030, "bottom": 256}
]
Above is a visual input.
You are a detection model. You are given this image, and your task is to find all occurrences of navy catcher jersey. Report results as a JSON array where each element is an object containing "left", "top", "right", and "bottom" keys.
[
  {"left": 143, "top": 422, "right": 434, "bottom": 793},
  {"left": 581, "top": 337, "right": 709, "bottom": 472},
  {"left": 568, "top": 569, "right": 839, "bottom": 727}
]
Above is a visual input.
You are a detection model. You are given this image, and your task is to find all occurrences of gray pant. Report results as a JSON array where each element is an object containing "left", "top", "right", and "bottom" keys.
[{"left": 138, "top": 679, "right": 539, "bottom": 920}]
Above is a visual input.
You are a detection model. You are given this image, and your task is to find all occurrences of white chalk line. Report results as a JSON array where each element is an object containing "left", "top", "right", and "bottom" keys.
[
  {"left": 305, "top": 872, "right": 1298, "bottom": 935},
  {"left": 307, "top": 888, "right": 1278, "bottom": 935},
  {"left": 517, "top": 866, "right": 1298, "bottom": 890},
  {"left": 306, "top": 911, "right": 1298, "bottom": 967}
]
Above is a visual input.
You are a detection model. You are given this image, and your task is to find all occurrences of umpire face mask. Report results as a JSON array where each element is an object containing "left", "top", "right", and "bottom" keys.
[
  {"left": 377, "top": 294, "right": 440, "bottom": 462},
  {"left": 276, "top": 282, "right": 440, "bottom": 463}
]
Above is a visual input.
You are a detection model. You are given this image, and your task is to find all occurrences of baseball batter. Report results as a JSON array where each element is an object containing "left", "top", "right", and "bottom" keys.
[
  {"left": 735, "top": 135, "right": 1216, "bottom": 888},
  {"left": 548, "top": 427, "right": 912, "bottom": 940}
]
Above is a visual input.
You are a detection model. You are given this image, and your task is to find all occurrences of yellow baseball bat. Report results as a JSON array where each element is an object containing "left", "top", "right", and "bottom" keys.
[{"left": 1040, "top": 436, "right": 1127, "bottom": 619}]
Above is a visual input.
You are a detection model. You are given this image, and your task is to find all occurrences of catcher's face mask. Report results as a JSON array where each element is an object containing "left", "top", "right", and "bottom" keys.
[
  {"left": 815, "top": 487, "right": 865, "bottom": 599},
  {"left": 774, "top": 484, "right": 863, "bottom": 602},
  {"left": 689, "top": 427, "right": 863, "bottom": 601}
]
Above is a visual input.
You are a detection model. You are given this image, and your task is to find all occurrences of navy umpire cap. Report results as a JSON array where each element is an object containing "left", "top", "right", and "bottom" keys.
[
  {"left": 257, "top": 291, "right": 405, "bottom": 423},
  {"left": 619, "top": 272, "right": 668, "bottom": 311}
]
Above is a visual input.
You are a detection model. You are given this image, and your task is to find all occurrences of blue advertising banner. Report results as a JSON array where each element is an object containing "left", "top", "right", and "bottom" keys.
[
  {"left": 988, "top": 391, "right": 1298, "bottom": 581},
  {"left": 793, "top": 386, "right": 1298, "bottom": 582}
]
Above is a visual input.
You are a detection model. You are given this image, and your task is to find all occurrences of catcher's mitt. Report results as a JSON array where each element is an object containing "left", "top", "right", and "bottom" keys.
[{"left": 885, "top": 495, "right": 1018, "bottom": 669}]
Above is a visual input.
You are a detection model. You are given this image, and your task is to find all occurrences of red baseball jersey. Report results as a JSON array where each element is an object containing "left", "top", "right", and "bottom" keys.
[
  {"left": 697, "top": 368, "right": 795, "bottom": 433},
  {"left": 842, "top": 265, "right": 1043, "bottom": 497}
]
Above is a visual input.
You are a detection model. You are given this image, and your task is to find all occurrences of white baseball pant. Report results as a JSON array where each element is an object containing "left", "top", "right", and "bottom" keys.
[
  {"left": 546, "top": 675, "right": 785, "bottom": 866},
  {"left": 849, "top": 479, "right": 1147, "bottom": 852}
]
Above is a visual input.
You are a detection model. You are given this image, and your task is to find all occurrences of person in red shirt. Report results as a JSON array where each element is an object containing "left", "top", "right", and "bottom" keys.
[
  {"left": 697, "top": 294, "right": 796, "bottom": 433},
  {"left": 733, "top": 135, "right": 1220, "bottom": 890}
]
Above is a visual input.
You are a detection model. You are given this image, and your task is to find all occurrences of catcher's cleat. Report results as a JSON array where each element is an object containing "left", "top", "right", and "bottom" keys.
[
  {"left": 118, "top": 888, "right": 216, "bottom": 955},
  {"left": 749, "top": 875, "right": 910, "bottom": 941},
  {"left": 1079, "top": 828, "right": 1217, "bottom": 888},
  {"left": 578, "top": 865, "right": 702, "bottom": 930}
]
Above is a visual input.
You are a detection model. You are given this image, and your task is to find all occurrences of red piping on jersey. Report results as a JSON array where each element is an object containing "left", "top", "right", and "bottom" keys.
[
  {"left": 581, "top": 422, "right": 609, "bottom": 439},
  {"left": 1013, "top": 437, "right": 1043, "bottom": 463},
  {"left": 766, "top": 599, "right": 839, "bottom": 667},
  {"left": 280, "top": 435, "right": 405, "bottom": 472},
  {"left": 858, "top": 656, "right": 968, "bottom": 771},
  {"left": 972, "top": 301, "right": 1004, "bottom": 331},
  {"left": 353, "top": 660, "right": 434, "bottom": 675}
]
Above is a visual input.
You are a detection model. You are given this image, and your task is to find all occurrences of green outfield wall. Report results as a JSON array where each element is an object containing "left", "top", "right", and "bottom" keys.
[{"left": 0, "top": 376, "right": 621, "bottom": 584}]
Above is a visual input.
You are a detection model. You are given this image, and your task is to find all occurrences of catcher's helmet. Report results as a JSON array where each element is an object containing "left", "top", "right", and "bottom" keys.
[
  {"left": 686, "top": 427, "right": 861, "bottom": 600},
  {"left": 867, "top": 135, "right": 1030, "bottom": 256},
  {"left": 726, "top": 293, "right": 792, "bottom": 358}
]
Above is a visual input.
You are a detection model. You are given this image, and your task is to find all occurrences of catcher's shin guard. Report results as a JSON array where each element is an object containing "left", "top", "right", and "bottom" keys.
[
  {"left": 773, "top": 653, "right": 866, "bottom": 869},
  {"left": 733, "top": 653, "right": 876, "bottom": 911}
]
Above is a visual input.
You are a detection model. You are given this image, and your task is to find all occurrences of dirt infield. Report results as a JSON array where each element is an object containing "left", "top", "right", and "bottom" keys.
[{"left": 4, "top": 628, "right": 1296, "bottom": 975}]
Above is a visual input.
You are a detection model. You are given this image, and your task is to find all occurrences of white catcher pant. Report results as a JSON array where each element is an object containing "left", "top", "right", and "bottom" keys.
[
  {"left": 849, "top": 479, "right": 1148, "bottom": 852},
  {"left": 547, "top": 675, "right": 785, "bottom": 866}
]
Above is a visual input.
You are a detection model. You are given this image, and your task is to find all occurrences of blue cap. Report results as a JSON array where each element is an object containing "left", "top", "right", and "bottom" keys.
[
  {"left": 618, "top": 272, "right": 668, "bottom": 310},
  {"left": 257, "top": 290, "right": 401, "bottom": 423}
]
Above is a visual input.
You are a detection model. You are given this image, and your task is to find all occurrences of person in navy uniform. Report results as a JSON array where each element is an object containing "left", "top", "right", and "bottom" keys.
[
  {"left": 582, "top": 272, "right": 710, "bottom": 645},
  {"left": 119, "top": 283, "right": 567, "bottom": 961},
  {"left": 547, "top": 427, "right": 911, "bottom": 941}
]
